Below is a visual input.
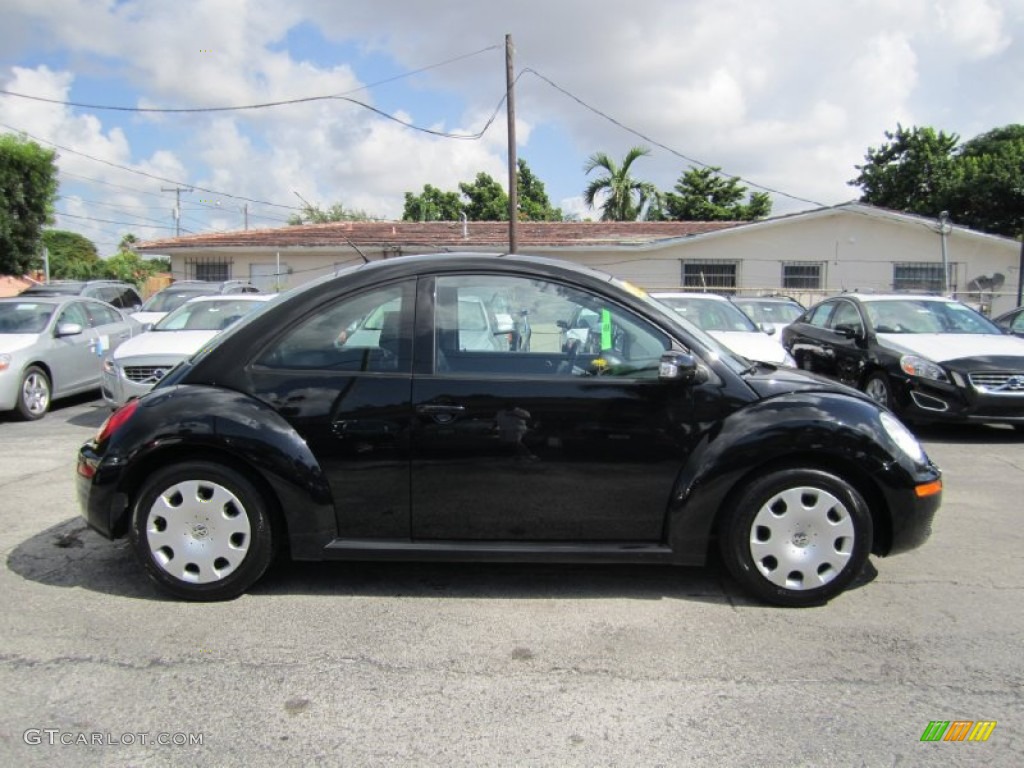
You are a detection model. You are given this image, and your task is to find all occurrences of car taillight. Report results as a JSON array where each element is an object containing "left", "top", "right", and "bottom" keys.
[{"left": 96, "top": 399, "right": 140, "bottom": 443}]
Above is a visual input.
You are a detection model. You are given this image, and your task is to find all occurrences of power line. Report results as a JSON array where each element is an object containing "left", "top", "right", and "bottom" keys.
[
  {"left": 0, "top": 44, "right": 501, "bottom": 114},
  {"left": 521, "top": 67, "right": 826, "bottom": 209},
  {"left": 56, "top": 210, "right": 179, "bottom": 230}
]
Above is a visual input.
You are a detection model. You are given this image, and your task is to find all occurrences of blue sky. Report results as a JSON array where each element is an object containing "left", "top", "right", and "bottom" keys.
[{"left": 2, "top": 0, "right": 1022, "bottom": 253}]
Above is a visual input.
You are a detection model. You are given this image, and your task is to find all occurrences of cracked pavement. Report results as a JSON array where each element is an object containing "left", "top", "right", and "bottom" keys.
[{"left": 0, "top": 397, "right": 1021, "bottom": 766}]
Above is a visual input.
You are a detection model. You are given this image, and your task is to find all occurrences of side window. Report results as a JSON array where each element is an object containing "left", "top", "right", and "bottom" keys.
[
  {"left": 84, "top": 301, "right": 123, "bottom": 327},
  {"left": 434, "top": 275, "right": 669, "bottom": 378},
  {"left": 120, "top": 287, "right": 142, "bottom": 309},
  {"left": 830, "top": 301, "right": 864, "bottom": 334},
  {"left": 93, "top": 286, "right": 119, "bottom": 306},
  {"left": 1011, "top": 312, "right": 1024, "bottom": 333},
  {"left": 255, "top": 282, "right": 412, "bottom": 372},
  {"left": 806, "top": 302, "right": 834, "bottom": 328},
  {"left": 57, "top": 302, "right": 90, "bottom": 328}
]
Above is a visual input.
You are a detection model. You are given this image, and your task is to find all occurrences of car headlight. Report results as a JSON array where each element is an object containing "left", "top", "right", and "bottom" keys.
[
  {"left": 880, "top": 411, "right": 926, "bottom": 464},
  {"left": 899, "top": 355, "right": 948, "bottom": 382},
  {"left": 0, "top": 353, "right": 9, "bottom": 372}
]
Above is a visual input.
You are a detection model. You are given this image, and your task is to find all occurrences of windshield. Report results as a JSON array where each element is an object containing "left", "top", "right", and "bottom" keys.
[
  {"left": 734, "top": 300, "right": 803, "bottom": 326},
  {"left": 0, "top": 302, "right": 54, "bottom": 334},
  {"left": 657, "top": 296, "right": 759, "bottom": 332},
  {"left": 864, "top": 299, "right": 1002, "bottom": 334},
  {"left": 141, "top": 288, "right": 214, "bottom": 313},
  {"left": 154, "top": 299, "right": 268, "bottom": 332}
]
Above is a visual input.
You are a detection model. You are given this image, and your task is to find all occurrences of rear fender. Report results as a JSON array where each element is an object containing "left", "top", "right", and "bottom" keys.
[{"left": 108, "top": 385, "right": 335, "bottom": 558}]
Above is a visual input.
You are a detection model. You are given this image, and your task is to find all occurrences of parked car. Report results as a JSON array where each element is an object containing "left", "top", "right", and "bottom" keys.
[
  {"left": 730, "top": 296, "right": 805, "bottom": 334},
  {"left": 993, "top": 305, "right": 1024, "bottom": 338},
  {"left": 78, "top": 253, "right": 941, "bottom": 607},
  {"left": 20, "top": 280, "right": 143, "bottom": 312},
  {"left": 782, "top": 294, "right": 1024, "bottom": 426},
  {"left": 133, "top": 280, "right": 261, "bottom": 328},
  {"left": 0, "top": 296, "right": 139, "bottom": 419},
  {"left": 651, "top": 292, "right": 795, "bottom": 366},
  {"left": 102, "top": 294, "right": 274, "bottom": 407}
]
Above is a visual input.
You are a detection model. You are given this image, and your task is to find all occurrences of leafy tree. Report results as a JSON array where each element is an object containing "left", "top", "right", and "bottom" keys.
[
  {"left": 102, "top": 250, "right": 163, "bottom": 285},
  {"left": 118, "top": 233, "right": 139, "bottom": 251},
  {"left": 516, "top": 159, "right": 563, "bottom": 221},
  {"left": 583, "top": 146, "right": 659, "bottom": 221},
  {"left": 460, "top": 172, "right": 508, "bottom": 221},
  {"left": 663, "top": 166, "right": 771, "bottom": 221},
  {"left": 0, "top": 134, "right": 59, "bottom": 275},
  {"left": 288, "top": 201, "right": 371, "bottom": 225},
  {"left": 41, "top": 230, "right": 102, "bottom": 280},
  {"left": 402, "top": 184, "right": 464, "bottom": 221},
  {"left": 851, "top": 123, "right": 1024, "bottom": 237},
  {"left": 944, "top": 125, "right": 1024, "bottom": 237},
  {"left": 849, "top": 125, "right": 960, "bottom": 216}
]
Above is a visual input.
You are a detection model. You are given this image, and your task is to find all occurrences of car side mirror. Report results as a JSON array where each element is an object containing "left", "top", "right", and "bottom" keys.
[
  {"left": 760, "top": 323, "right": 776, "bottom": 335},
  {"left": 55, "top": 322, "right": 84, "bottom": 337},
  {"left": 659, "top": 352, "right": 707, "bottom": 384}
]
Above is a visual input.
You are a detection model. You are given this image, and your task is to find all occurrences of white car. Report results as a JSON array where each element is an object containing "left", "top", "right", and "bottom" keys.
[
  {"left": 652, "top": 292, "right": 796, "bottom": 366},
  {"left": 102, "top": 295, "right": 274, "bottom": 407}
]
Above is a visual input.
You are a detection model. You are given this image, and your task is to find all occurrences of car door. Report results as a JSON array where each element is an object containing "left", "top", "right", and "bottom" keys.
[
  {"left": 786, "top": 300, "right": 838, "bottom": 374},
  {"left": 83, "top": 301, "right": 134, "bottom": 383},
  {"left": 824, "top": 299, "right": 868, "bottom": 386},
  {"left": 410, "top": 273, "right": 690, "bottom": 542},
  {"left": 247, "top": 280, "right": 416, "bottom": 539},
  {"left": 49, "top": 301, "right": 101, "bottom": 395}
]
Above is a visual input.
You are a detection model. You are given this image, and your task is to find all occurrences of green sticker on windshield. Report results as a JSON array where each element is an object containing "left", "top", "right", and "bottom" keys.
[{"left": 600, "top": 308, "right": 612, "bottom": 350}]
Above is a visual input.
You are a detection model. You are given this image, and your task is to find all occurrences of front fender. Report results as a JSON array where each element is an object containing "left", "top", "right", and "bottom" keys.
[
  {"left": 666, "top": 391, "right": 935, "bottom": 563},
  {"left": 103, "top": 385, "right": 335, "bottom": 557}
]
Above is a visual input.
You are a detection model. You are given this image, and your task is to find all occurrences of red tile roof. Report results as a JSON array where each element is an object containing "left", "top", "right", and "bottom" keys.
[{"left": 137, "top": 220, "right": 740, "bottom": 251}]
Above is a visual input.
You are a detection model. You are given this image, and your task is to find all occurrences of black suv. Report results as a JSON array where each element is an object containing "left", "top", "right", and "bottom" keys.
[{"left": 21, "top": 280, "right": 143, "bottom": 312}]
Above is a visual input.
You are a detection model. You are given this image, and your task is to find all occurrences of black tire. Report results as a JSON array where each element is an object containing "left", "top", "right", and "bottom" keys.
[
  {"left": 719, "top": 468, "right": 873, "bottom": 607},
  {"left": 16, "top": 366, "right": 51, "bottom": 421},
  {"left": 863, "top": 371, "right": 895, "bottom": 411},
  {"left": 130, "top": 461, "right": 276, "bottom": 601}
]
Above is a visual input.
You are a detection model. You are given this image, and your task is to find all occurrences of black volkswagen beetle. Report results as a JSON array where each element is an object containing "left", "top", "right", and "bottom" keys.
[{"left": 77, "top": 254, "right": 941, "bottom": 607}]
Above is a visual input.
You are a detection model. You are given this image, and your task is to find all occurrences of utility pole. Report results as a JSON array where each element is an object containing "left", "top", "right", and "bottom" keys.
[
  {"left": 243, "top": 202, "right": 249, "bottom": 231},
  {"left": 162, "top": 185, "right": 193, "bottom": 237},
  {"left": 505, "top": 33, "right": 518, "bottom": 254}
]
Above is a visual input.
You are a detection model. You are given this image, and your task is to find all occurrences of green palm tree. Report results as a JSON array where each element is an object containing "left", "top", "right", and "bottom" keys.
[{"left": 583, "top": 146, "right": 659, "bottom": 221}]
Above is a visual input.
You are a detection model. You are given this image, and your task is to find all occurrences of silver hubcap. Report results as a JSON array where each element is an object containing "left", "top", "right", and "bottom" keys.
[
  {"left": 748, "top": 486, "right": 855, "bottom": 591},
  {"left": 146, "top": 480, "right": 251, "bottom": 584},
  {"left": 865, "top": 378, "right": 889, "bottom": 406},
  {"left": 22, "top": 373, "right": 50, "bottom": 416}
]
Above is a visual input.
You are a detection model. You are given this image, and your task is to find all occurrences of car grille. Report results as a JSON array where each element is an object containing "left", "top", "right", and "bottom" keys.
[
  {"left": 123, "top": 365, "right": 172, "bottom": 384},
  {"left": 968, "top": 371, "right": 1024, "bottom": 394}
]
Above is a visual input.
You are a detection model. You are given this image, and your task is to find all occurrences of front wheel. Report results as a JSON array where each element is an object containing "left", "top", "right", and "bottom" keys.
[
  {"left": 719, "top": 468, "right": 873, "bottom": 607},
  {"left": 863, "top": 372, "right": 894, "bottom": 411},
  {"left": 16, "top": 366, "right": 51, "bottom": 420},
  {"left": 130, "top": 461, "right": 276, "bottom": 601}
]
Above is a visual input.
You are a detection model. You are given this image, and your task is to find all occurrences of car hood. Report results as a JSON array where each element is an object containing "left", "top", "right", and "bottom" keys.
[
  {"left": 132, "top": 311, "right": 168, "bottom": 326},
  {"left": 111, "top": 329, "right": 219, "bottom": 360},
  {"left": 876, "top": 333, "right": 1024, "bottom": 363},
  {"left": 0, "top": 334, "right": 40, "bottom": 353},
  {"left": 708, "top": 330, "right": 790, "bottom": 364},
  {"left": 742, "top": 364, "right": 870, "bottom": 402}
]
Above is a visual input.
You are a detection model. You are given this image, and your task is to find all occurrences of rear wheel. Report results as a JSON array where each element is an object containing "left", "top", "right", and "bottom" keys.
[
  {"left": 720, "top": 468, "right": 873, "bottom": 607},
  {"left": 16, "top": 366, "right": 51, "bottom": 420},
  {"left": 130, "top": 461, "right": 275, "bottom": 601}
]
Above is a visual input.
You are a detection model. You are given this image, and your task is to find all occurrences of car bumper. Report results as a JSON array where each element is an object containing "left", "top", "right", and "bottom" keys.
[
  {"left": 895, "top": 377, "right": 1024, "bottom": 425},
  {"left": 76, "top": 442, "right": 131, "bottom": 539},
  {"left": 883, "top": 475, "right": 942, "bottom": 556}
]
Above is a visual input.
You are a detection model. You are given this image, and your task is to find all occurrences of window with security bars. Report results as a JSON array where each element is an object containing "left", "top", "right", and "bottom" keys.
[
  {"left": 892, "top": 262, "right": 956, "bottom": 293},
  {"left": 782, "top": 262, "right": 824, "bottom": 289},
  {"left": 681, "top": 261, "right": 737, "bottom": 293},
  {"left": 185, "top": 257, "right": 232, "bottom": 282}
]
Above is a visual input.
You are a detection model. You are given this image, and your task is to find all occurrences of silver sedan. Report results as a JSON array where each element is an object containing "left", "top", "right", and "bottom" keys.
[{"left": 0, "top": 296, "right": 139, "bottom": 420}]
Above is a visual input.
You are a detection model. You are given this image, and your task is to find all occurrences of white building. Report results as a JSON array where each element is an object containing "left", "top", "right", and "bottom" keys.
[{"left": 137, "top": 202, "right": 1023, "bottom": 315}]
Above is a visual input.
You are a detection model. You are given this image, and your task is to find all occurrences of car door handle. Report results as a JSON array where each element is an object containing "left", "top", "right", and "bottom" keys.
[{"left": 416, "top": 404, "right": 466, "bottom": 424}]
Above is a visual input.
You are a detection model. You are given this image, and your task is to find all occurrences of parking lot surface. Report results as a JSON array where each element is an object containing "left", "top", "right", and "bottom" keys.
[{"left": 1, "top": 396, "right": 1021, "bottom": 767}]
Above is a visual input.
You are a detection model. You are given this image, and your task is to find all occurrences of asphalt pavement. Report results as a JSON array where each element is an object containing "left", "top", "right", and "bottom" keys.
[{"left": 0, "top": 395, "right": 1021, "bottom": 767}]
